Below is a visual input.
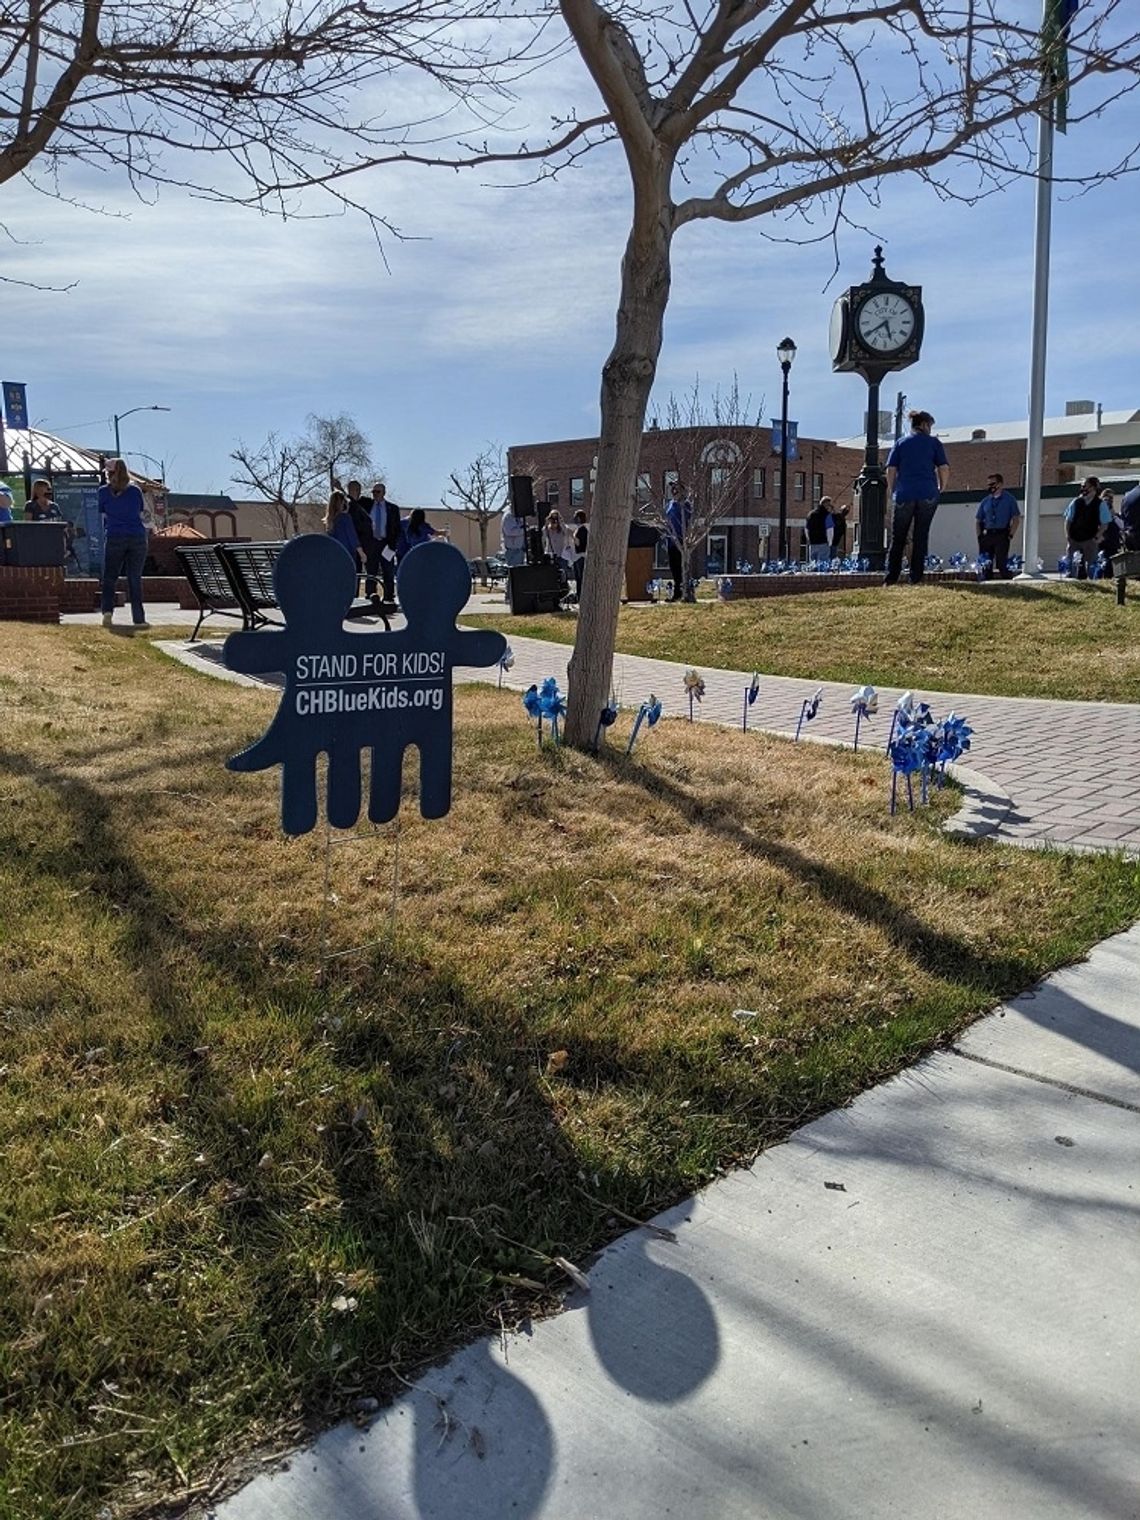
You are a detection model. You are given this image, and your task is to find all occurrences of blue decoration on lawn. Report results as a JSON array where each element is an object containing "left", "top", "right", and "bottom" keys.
[
  {"left": 224, "top": 536, "right": 504, "bottom": 835},
  {"left": 626, "top": 694, "right": 663, "bottom": 755},
  {"left": 794, "top": 689, "right": 822, "bottom": 742},
  {"left": 850, "top": 684, "right": 878, "bottom": 751},
  {"left": 742, "top": 671, "right": 760, "bottom": 731},
  {"left": 592, "top": 695, "right": 620, "bottom": 752},
  {"left": 498, "top": 643, "right": 515, "bottom": 688},
  {"left": 524, "top": 677, "right": 566, "bottom": 747}
]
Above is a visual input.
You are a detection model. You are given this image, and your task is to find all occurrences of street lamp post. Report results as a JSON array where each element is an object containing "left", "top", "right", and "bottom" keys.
[
  {"left": 777, "top": 337, "right": 796, "bottom": 561},
  {"left": 113, "top": 405, "right": 170, "bottom": 458}
]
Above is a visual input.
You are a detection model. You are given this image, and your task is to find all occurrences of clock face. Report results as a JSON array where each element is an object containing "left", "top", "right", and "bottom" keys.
[
  {"left": 854, "top": 291, "right": 916, "bottom": 353},
  {"left": 829, "top": 297, "right": 847, "bottom": 363}
]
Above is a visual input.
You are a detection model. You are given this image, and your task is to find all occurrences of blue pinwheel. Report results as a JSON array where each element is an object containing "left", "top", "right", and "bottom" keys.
[
  {"left": 538, "top": 676, "right": 567, "bottom": 746},
  {"left": 850, "top": 684, "right": 878, "bottom": 751},
  {"left": 795, "top": 689, "right": 822, "bottom": 742},
  {"left": 626, "top": 694, "right": 663, "bottom": 755},
  {"left": 498, "top": 643, "right": 515, "bottom": 689},
  {"left": 742, "top": 671, "right": 760, "bottom": 732},
  {"left": 592, "top": 694, "right": 620, "bottom": 752}
]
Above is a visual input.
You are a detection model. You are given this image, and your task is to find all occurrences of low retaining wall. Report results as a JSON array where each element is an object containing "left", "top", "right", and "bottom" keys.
[
  {"left": 720, "top": 570, "right": 972, "bottom": 599},
  {"left": 2, "top": 571, "right": 197, "bottom": 621},
  {"left": 0, "top": 565, "right": 65, "bottom": 622}
]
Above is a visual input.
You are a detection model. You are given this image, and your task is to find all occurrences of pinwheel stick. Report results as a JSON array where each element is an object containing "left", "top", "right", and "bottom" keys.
[
  {"left": 626, "top": 704, "right": 648, "bottom": 755},
  {"left": 890, "top": 771, "right": 898, "bottom": 816},
  {"left": 688, "top": 690, "right": 695, "bottom": 723},
  {"left": 906, "top": 774, "right": 915, "bottom": 812},
  {"left": 854, "top": 708, "right": 863, "bottom": 753},
  {"left": 886, "top": 711, "right": 899, "bottom": 753},
  {"left": 742, "top": 690, "right": 749, "bottom": 732},
  {"left": 795, "top": 701, "right": 810, "bottom": 742}
]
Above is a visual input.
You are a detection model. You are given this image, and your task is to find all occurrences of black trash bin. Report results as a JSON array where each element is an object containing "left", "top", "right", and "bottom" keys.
[{"left": 2, "top": 521, "right": 67, "bottom": 567}]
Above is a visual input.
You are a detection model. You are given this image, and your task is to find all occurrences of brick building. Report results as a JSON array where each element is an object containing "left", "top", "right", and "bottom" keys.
[
  {"left": 508, "top": 427, "right": 864, "bottom": 573},
  {"left": 509, "top": 401, "right": 1140, "bottom": 570}
]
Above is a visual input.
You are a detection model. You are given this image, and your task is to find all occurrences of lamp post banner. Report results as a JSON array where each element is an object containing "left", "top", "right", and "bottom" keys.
[
  {"left": 2, "top": 382, "right": 28, "bottom": 430},
  {"left": 770, "top": 420, "right": 798, "bottom": 461}
]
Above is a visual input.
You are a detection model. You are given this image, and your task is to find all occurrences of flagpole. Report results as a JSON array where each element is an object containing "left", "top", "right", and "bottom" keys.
[{"left": 1019, "top": 90, "right": 1053, "bottom": 580}]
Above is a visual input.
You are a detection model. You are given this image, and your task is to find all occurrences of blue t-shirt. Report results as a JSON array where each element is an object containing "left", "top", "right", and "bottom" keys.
[
  {"left": 976, "top": 490, "right": 1020, "bottom": 532},
  {"left": 98, "top": 482, "right": 147, "bottom": 538},
  {"left": 329, "top": 512, "right": 360, "bottom": 559},
  {"left": 885, "top": 432, "right": 948, "bottom": 504},
  {"left": 397, "top": 521, "right": 433, "bottom": 561},
  {"left": 0, "top": 503, "right": 12, "bottom": 524}
]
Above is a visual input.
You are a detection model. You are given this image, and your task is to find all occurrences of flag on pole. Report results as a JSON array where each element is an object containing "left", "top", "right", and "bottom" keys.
[
  {"left": 1043, "top": 0, "right": 1079, "bottom": 133},
  {"left": 2, "top": 382, "right": 28, "bottom": 430}
]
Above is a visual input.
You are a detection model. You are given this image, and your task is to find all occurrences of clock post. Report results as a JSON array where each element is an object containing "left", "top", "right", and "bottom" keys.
[{"left": 829, "top": 247, "right": 924, "bottom": 572}]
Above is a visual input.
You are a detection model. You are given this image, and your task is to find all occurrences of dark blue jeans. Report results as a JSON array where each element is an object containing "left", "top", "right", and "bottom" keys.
[
  {"left": 102, "top": 535, "right": 148, "bottom": 621},
  {"left": 886, "top": 498, "right": 938, "bottom": 584}
]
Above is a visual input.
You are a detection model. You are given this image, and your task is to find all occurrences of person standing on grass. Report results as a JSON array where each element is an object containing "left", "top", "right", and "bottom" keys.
[
  {"left": 99, "top": 459, "right": 150, "bottom": 630},
  {"left": 884, "top": 409, "right": 949, "bottom": 586},
  {"left": 1063, "top": 477, "right": 1109, "bottom": 579},
  {"left": 975, "top": 473, "right": 1021, "bottom": 579},
  {"left": 664, "top": 484, "right": 692, "bottom": 600}
]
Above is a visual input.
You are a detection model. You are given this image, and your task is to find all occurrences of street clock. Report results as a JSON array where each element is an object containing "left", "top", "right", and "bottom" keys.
[{"left": 831, "top": 247, "right": 924, "bottom": 378}]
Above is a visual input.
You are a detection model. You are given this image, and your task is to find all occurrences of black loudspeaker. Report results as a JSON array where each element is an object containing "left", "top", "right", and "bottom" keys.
[
  {"left": 508, "top": 563, "right": 563, "bottom": 615},
  {"left": 509, "top": 474, "right": 535, "bottom": 518}
]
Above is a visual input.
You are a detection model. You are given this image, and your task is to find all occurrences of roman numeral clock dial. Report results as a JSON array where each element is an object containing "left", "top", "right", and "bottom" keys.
[{"left": 854, "top": 291, "right": 917, "bottom": 354}]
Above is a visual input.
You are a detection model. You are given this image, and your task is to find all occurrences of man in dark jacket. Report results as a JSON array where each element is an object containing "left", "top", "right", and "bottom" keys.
[
  {"left": 346, "top": 481, "right": 376, "bottom": 593},
  {"left": 1063, "top": 477, "right": 1107, "bottom": 579},
  {"left": 369, "top": 482, "right": 401, "bottom": 602}
]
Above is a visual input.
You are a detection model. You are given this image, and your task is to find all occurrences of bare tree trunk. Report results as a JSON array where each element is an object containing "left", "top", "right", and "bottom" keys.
[
  {"left": 478, "top": 517, "right": 489, "bottom": 587},
  {"left": 565, "top": 210, "right": 671, "bottom": 747}
]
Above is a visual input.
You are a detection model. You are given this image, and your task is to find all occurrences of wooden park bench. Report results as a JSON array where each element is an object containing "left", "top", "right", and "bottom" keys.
[
  {"left": 177, "top": 541, "right": 394, "bottom": 641},
  {"left": 1111, "top": 550, "right": 1140, "bottom": 607}
]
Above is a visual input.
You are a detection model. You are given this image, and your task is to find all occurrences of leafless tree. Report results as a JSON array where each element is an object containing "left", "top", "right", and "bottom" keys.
[
  {"left": 305, "top": 413, "right": 373, "bottom": 493},
  {"left": 229, "top": 413, "right": 374, "bottom": 535},
  {"left": 443, "top": 444, "right": 507, "bottom": 584},
  {"left": 275, "top": 2, "right": 1138, "bottom": 744},
  {"left": 636, "top": 377, "right": 765, "bottom": 598},
  {"left": 229, "top": 433, "right": 312, "bottom": 537},
  {"left": 0, "top": 0, "right": 536, "bottom": 232}
]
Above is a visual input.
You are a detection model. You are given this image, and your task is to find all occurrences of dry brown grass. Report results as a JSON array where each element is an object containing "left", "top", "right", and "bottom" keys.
[{"left": 2, "top": 625, "right": 1139, "bottom": 1519}]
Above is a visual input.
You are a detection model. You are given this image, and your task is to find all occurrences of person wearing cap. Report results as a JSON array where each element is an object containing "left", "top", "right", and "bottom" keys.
[
  {"left": 99, "top": 458, "right": 150, "bottom": 629},
  {"left": 0, "top": 485, "right": 14, "bottom": 524}
]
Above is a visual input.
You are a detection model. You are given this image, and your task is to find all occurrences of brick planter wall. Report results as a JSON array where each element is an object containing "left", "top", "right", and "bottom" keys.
[
  {"left": 0, "top": 565, "right": 64, "bottom": 622},
  {"left": 58, "top": 577, "right": 198, "bottom": 613}
]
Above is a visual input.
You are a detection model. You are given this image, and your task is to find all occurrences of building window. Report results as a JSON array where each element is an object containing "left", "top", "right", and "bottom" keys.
[
  {"left": 753, "top": 468, "right": 766, "bottom": 499},
  {"left": 772, "top": 468, "right": 782, "bottom": 500},
  {"left": 637, "top": 472, "right": 652, "bottom": 506},
  {"left": 570, "top": 477, "right": 585, "bottom": 508},
  {"left": 710, "top": 466, "right": 729, "bottom": 503},
  {"left": 706, "top": 533, "right": 728, "bottom": 576},
  {"left": 663, "top": 469, "right": 679, "bottom": 499},
  {"left": 812, "top": 472, "right": 824, "bottom": 504},
  {"left": 546, "top": 480, "right": 560, "bottom": 507},
  {"left": 794, "top": 471, "right": 806, "bottom": 502}
]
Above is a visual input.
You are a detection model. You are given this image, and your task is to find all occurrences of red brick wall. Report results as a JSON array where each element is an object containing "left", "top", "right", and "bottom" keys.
[
  {"left": 58, "top": 577, "right": 198, "bottom": 613},
  {"left": 0, "top": 566, "right": 63, "bottom": 622},
  {"left": 941, "top": 431, "right": 1087, "bottom": 494}
]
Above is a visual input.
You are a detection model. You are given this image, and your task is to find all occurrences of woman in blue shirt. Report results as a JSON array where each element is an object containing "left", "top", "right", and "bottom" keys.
[
  {"left": 325, "top": 489, "right": 363, "bottom": 570},
  {"left": 99, "top": 458, "right": 150, "bottom": 629},
  {"left": 396, "top": 507, "right": 438, "bottom": 562}
]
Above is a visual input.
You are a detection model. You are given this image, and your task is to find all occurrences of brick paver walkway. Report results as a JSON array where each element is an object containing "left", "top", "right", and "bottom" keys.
[{"left": 467, "top": 634, "right": 1140, "bottom": 856}]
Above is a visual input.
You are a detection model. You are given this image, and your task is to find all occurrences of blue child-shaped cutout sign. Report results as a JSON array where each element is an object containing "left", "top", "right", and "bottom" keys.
[{"left": 223, "top": 535, "right": 506, "bottom": 835}]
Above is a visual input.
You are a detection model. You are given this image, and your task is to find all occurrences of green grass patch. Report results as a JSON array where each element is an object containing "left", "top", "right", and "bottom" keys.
[
  {"left": 1, "top": 625, "right": 1139, "bottom": 1517},
  {"left": 468, "top": 578, "right": 1140, "bottom": 702}
]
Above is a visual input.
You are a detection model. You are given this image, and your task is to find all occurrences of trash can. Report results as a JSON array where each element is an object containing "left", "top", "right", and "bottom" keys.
[{"left": 1, "top": 521, "right": 67, "bottom": 566}]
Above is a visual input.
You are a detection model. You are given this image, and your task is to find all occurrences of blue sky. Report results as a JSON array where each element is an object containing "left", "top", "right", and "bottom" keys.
[{"left": 2, "top": 23, "right": 1136, "bottom": 505}]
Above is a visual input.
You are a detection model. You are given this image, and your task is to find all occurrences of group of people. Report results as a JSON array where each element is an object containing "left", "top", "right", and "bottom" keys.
[
  {"left": 499, "top": 504, "right": 590, "bottom": 599},
  {"left": 325, "top": 480, "right": 443, "bottom": 604},
  {"left": 1062, "top": 476, "right": 1138, "bottom": 578},
  {"left": 802, "top": 497, "right": 852, "bottom": 563}
]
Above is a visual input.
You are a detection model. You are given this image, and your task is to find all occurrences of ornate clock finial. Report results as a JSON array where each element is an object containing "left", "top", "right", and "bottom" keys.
[{"left": 872, "top": 245, "right": 885, "bottom": 275}]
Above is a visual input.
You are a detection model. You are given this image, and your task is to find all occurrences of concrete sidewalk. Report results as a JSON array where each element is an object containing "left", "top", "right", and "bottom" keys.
[{"left": 214, "top": 925, "right": 1140, "bottom": 1520}]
